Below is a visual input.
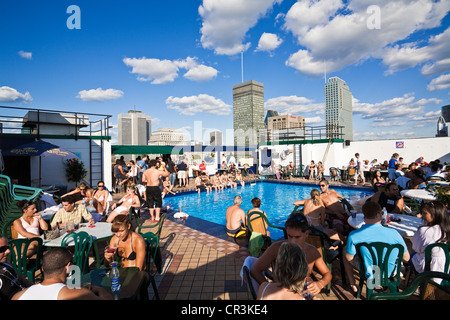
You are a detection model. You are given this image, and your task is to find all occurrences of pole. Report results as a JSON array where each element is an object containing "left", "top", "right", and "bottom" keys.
[
  {"left": 39, "top": 156, "right": 42, "bottom": 188},
  {"left": 241, "top": 51, "right": 244, "bottom": 83}
]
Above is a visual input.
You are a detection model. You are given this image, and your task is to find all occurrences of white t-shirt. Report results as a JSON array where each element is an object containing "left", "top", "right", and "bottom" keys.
[{"left": 411, "top": 225, "right": 447, "bottom": 274}]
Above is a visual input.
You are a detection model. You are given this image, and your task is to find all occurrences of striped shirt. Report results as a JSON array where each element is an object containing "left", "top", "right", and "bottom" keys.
[{"left": 50, "top": 204, "right": 93, "bottom": 228}]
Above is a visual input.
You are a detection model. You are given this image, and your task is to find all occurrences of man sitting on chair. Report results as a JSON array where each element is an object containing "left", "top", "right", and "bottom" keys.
[{"left": 343, "top": 201, "right": 410, "bottom": 294}]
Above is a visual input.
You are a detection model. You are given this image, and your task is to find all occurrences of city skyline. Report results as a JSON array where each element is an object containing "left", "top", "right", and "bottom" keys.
[{"left": 1, "top": 1, "right": 449, "bottom": 144}]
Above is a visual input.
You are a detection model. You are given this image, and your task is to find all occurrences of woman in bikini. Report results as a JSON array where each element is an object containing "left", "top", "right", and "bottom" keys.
[
  {"left": 92, "top": 180, "right": 110, "bottom": 214},
  {"left": 106, "top": 183, "right": 140, "bottom": 223},
  {"left": 61, "top": 182, "right": 94, "bottom": 204},
  {"left": 372, "top": 170, "right": 386, "bottom": 191},
  {"left": 293, "top": 189, "right": 340, "bottom": 241},
  {"left": 104, "top": 215, "right": 145, "bottom": 270}
]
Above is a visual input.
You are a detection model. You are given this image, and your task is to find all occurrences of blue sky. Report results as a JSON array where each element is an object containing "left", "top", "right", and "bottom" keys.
[{"left": 1, "top": 0, "right": 449, "bottom": 144}]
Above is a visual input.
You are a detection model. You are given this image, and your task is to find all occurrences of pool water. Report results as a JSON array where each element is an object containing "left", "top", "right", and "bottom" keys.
[{"left": 164, "top": 181, "right": 374, "bottom": 240}]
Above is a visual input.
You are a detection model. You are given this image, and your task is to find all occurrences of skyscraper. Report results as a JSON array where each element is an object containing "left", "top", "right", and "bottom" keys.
[
  {"left": 118, "top": 110, "right": 151, "bottom": 145},
  {"left": 233, "top": 80, "right": 265, "bottom": 147},
  {"left": 325, "top": 77, "right": 353, "bottom": 141}
]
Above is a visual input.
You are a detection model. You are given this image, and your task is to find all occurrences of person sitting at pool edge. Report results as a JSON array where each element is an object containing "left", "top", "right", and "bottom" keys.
[
  {"left": 247, "top": 197, "right": 270, "bottom": 237},
  {"left": 225, "top": 195, "right": 247, "bottom": 238},
  {"left": 369, "top": 182, "right": 404, "bottom": 214}
]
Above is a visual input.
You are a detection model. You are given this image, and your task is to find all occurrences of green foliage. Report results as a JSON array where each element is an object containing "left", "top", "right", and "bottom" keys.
[{"left": 64, "top": 158, "right": 88, "bottom": 184}]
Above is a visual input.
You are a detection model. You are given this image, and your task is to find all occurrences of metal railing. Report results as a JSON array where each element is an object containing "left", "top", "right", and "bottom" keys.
[{"left": 0, "top": 105, "right": 112, "bottom": 140}]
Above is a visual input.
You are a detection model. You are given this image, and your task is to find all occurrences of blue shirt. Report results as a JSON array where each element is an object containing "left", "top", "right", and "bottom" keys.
[
  {"left": 346, "top": 224, "right": 407, "bottom": 279},
  {"left": 136, "top": 160, "right": 147, "bottom": 171},
  {"left": 388, "top": 158, "right": 397, "bottom": 169}
]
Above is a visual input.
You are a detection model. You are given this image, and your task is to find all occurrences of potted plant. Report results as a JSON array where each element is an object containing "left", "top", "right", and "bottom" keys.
[{"left": 64, "top": 158, "right": 88, "bottom": 186}]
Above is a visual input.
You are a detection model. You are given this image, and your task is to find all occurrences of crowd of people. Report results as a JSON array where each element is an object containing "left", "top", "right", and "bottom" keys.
[{"left": 2, "top": 152, "right": 449, "bottom": 301}]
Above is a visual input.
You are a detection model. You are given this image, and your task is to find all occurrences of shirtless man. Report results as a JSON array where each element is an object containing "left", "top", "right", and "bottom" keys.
[
  {"left": 225, "top": 195, "right": 247, "bottom": 238},
  {"left": 142, "top": 159, "right": 169, "bottom": 222},
  {"left": 318, "top": 179, "right": 353, "bottom": 234}
]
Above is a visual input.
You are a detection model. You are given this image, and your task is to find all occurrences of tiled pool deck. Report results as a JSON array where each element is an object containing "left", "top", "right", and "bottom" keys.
[{"left": 116, "top": 177, "right": 375, "bottom": 301}]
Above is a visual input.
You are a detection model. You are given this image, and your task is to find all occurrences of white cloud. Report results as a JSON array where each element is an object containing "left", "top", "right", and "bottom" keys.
[
  {"left": 305, "top": 116, "right": 323, "bottom": 124},
  {"left": 427, "top": 73, "right": 450, "bottom": 91},
  {"left": 380, "top": 27, "right": 450, "bottom": 76},
  {"left": 166, "top": 94, "right": 232, "bottom": 116},
  {"left": 283, "top": 0, "right": 450, "bottom": 76},
  {"left": 265, "top": 95, "right": 323, "bottom": 115},
  {"left": 353, "top": 94, "right": 442, "bottom": 121},
  {"left": 0, "top": 86, "right": 32, "bottom": 103},
  {"left": 123, "top": 56, "right": 218, "bottom": 84},
  {"left": 77, "top": 88, "right": 124, "bottom": 102},
  {"left": 198, "top": 0, "right": 282, "bottom": 55},
  {"left": 18, "top": 50, "right": 32, "bottom": 59},
  {"left": 255, "top": 33, "right": 283, "bottom": 53},
  {"left": 183, "top": 65, "right": 218, "bottom": 82},
  {"left": 123, "top": 57, "right": 179, "bottom": 84}
]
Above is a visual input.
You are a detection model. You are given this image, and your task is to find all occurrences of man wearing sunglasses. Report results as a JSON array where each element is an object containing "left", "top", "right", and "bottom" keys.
[
  {"left": 0, "top": 236, "right": 32, "bottom": 300},
  {"left": 318, "top": 179, "right": 353, "bottom": 234}
]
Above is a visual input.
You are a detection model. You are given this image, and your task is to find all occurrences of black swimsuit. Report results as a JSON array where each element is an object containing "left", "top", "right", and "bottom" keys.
[{"left": 117, "top": 234, "right": 136, "bottom": 261}]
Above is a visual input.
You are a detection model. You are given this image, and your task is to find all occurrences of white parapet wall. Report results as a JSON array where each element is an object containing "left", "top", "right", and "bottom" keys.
[{"left": 259, "top": 136, "right": 450, "bottom": 175}]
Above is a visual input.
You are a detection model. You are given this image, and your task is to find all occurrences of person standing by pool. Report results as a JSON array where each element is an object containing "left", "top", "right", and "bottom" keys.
[
  {"left": 388, "top": 153, "right": 400, "bottom": 181},
  {"left": 225, "top": 195, "right": 247, "bottom": 238},
  {"left": 142, "top": 159, "right": 169, "bottom": 222}
]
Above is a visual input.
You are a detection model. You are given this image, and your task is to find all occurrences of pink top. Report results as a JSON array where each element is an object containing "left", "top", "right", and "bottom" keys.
[{"left": 18, "top": 216, "right": 40, "bottom": 238}]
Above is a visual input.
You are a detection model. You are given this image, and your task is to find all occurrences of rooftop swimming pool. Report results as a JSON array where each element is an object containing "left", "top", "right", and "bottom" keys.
[{"left": 164, "top": 181, "right": 374, "bottom": 240}]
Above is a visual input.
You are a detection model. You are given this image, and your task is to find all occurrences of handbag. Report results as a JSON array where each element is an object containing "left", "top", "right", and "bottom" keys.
[{"left": 44, "top": 228, "right": 60, "bottom": 240}]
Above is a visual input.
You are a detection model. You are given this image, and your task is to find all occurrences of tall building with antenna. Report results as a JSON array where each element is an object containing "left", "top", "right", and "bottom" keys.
[{"left": 325, "top": 77, "right": 353, "bottom": 141}]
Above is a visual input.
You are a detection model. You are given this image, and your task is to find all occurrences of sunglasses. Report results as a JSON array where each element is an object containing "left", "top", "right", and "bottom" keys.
[
  {"left": 0, "top": 245, "right": 10, "bottom": 253},
  {"left": 97, "top": 185, "right": 104, "bottom": 188},
  {"left": 319, "top": 184, "right": 326, "bottom": 187}
]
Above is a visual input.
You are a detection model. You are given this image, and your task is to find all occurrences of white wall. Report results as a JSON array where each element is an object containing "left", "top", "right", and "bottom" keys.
[
  {"left": 258, "top": 137, "right": 450, "bottom": 174},
  {"left": 30, "top": 138, "right": 112, "bottom": 191}
]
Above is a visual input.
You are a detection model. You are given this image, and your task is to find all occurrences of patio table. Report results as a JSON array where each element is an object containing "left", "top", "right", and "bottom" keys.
[{"left": 347, "top": 213, "right": 423, "bottom": 238}]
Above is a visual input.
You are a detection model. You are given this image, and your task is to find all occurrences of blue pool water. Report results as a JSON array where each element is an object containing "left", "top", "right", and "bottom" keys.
[{"left": 164, "top": 181, "right": 374, "bottom": 240}]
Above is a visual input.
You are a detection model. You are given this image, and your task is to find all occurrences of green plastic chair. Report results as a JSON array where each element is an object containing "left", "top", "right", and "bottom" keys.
[
  {"left": 61, "top": 231, "right": 93, "bottom": 274},
  {"left": 137, "top": 212, "right": 166, "bottom": 239},
  {"left": 243, "top": 265, "right": 257, "bottom": 300},
  {"left": 308, "top": 225, "right": 346, "bottom": 295},
  {"left": 141, "top": 231, "right": 160, "bottom": 300},
  {"left": 0, "top": 174, "right": 42, "bottom": 201},
  {"left": 425, "top": 242, "right": 450, "bottom": 285},
  {"left": 355, "top": 242, "right": 405, "bottom": 299},
  {"left": 402, "top": 197, "right": 421, "bottom": 215},
  {"left": 8, "top": 237, "right": 44, "bottom": 282},
  {"left": 370, "top": 271, "right": 450, "bottom": 300},
  {"left": 246, "top": 211, "right": 287, "bottom": 257}
]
